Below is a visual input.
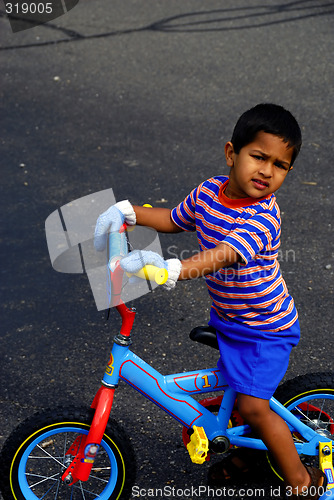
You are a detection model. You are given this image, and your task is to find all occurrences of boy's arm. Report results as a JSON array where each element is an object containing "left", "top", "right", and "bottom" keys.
[
  {"left": 178, "top": 243, "right": 240, "bottom": 280},
  {"left": 120, "top": 241, "right": 240, "bottom": 290},
  {"left": 94, "top": 201, "right": 182, "bottom": 252},
  {"left": 133, "top": 205, "right": 182, "bottom": 233},
  {"left": 132, "top": 205, "right": 240, "bottom": 278}
]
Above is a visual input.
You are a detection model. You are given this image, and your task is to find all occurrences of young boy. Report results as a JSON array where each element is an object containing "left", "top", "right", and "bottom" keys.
[{"left": 94, "top": 103, "right": 326, "bottom": 499}]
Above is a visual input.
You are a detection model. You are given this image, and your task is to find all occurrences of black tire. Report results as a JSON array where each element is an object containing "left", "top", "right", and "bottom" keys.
[
  {"left": 0, "top": 406, "right": 136, "bottom": 500},
  {"left": 268, "top": 372, "right": 334, "bottom": 480}
]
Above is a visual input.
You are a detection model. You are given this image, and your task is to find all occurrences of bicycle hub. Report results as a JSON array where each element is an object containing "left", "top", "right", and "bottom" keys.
[
  {"left": 63, "top": 473, "right": 73, "bottom": 485},
  {"left": 210, "top": 435, "right": 230, "bottom": 454}
]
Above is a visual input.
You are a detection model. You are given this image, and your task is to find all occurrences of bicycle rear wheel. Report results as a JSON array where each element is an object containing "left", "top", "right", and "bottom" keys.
[
  {"left": 268, "top": 372, "right": 334, "bottom": 480},
  {"left": 0, "top": 406, "right": 136, "bottom": 500}
]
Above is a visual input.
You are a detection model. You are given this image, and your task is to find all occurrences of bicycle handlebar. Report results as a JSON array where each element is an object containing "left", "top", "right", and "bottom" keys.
[
  {"left": 108, "top": 222, "right": 169, "bottom": 286},
  {"left": 126, "top": 265, "right": 168, "bottom": 285}
]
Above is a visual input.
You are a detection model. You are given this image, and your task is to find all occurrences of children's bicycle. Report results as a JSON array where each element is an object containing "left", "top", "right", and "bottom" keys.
[{"left": 1, "top": 225, "right": 333, "bottom": 500}]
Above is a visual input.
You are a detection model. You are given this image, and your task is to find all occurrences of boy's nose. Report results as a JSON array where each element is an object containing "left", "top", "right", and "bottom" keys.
[{"left": 258, "top": 161, "right": 273, "bottom": 177}]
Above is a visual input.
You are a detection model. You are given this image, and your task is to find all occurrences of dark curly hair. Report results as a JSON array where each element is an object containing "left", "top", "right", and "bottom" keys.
[{"left": 231, "top": 103, "right": 302, "bottom": 166}]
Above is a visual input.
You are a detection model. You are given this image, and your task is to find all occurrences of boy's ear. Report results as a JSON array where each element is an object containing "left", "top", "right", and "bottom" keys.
[{"left": 225, "top": 141, "right": 235, "bottom": 167}]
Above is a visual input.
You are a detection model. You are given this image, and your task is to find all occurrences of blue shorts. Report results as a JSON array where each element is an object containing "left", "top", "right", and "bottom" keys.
[{"left": 209, "top": 310, "right": 300, "bottom": 400}]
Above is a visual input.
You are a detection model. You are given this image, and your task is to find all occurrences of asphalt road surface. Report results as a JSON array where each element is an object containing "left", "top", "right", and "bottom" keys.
[{"left": 1, "top": 1, "right": 333, "bottom": 499}]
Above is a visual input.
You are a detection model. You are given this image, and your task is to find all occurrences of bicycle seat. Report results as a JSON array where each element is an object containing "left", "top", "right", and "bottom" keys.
[{"left": 189, "top": 325, "right": 219, "bottom": 350}]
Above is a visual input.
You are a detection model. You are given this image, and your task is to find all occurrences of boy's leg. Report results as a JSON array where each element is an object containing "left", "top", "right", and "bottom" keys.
[{"left": 237, "top": 393, "right": 310, "bottom": 492}]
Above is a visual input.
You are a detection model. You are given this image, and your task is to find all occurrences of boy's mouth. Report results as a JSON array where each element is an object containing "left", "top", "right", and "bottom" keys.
[{"left": 251, "top": 178, "right": 269, "bottom": 190}]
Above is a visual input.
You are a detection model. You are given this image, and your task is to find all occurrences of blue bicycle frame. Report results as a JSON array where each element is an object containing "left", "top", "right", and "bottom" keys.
[{"left": 102, "top": 332, "right": 327, "bottom": 458}]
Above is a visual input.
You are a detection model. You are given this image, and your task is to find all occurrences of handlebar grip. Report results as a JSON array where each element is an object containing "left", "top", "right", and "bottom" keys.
[{"left": 126, "top": 265, "right": 168, "bottom": 285}]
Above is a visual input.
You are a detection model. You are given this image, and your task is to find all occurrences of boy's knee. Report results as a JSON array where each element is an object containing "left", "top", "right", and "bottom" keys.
[{"left": 237, "top": 394, "right": 270, "bottom": 423}]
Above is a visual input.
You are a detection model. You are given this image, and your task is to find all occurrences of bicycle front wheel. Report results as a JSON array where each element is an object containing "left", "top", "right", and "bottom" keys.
[
  {"left": 0, "top": 406, "right": 136, "bottom": 500},
  {"left": 268, "top": 372, "right": 334, "bottom": 480}
]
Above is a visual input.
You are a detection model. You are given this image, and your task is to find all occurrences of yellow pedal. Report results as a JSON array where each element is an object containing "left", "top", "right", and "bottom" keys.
[
  {"left": 186, "top": 426, "right": 209, "bottom": 464},
  {"left": 319, "top": 441, "right": 334, "bottom": 489}
]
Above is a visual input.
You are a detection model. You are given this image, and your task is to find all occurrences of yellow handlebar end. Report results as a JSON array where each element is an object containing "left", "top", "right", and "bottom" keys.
[
  {"left": 126, "top": 266, "right": 168, "bottom": 285},
  {"left": 155, "top": 268, "right": 168, "bottom": 285}
]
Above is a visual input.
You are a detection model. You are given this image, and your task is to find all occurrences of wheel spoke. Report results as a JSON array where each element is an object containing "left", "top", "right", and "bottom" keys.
[
  {"left": 71, "top": 482, "right": 100, "bottom": 498},
  {"left": 79, "top": 480, "right": 87, "bottom": 500},
  {"left": 88, "top": 474, "right": 109, "bottom": 483},
  {"left": 40, "top": 481, "right": 58, "bottom": 499},
  {"left": 63, "top": 433, "right": 68, "bottom": 460},
  {"left": 296, "top": 405, "right": 319, "bottom": 426},
  {"left": 36, "top": 444, "right": 65, "bottom": 467},
  {"left": 295, "top": 405, "right": 315, "bottom": 424},
  {"left": 26, "top": 440, "right": 112, "bottom": 498},
  {"left": 27, "top": 472, "right": 60, "bottom": 488},
  {"left": 53, "top": 479, "right": 61, "bottom": 500},
  {"left": 315, "top": 399, "right": 325, "bottom": 428}
]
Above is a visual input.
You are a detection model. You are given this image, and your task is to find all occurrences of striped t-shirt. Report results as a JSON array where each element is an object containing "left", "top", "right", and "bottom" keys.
[{"left": 171, "top": 176, "right": 298, "bottom": 332}]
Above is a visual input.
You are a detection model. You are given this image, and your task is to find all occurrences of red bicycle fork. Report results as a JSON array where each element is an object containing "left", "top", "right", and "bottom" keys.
[
  {"left": 61, "top": 302, "right": 135, "bottom": 486},
  {"left": 61, "top": 387, "right": 115, "bottom": 485}
]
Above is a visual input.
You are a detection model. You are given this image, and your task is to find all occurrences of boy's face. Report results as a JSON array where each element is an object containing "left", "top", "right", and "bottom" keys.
[{"left": 224, "top": 131, "right": 294, "bottom": 199}]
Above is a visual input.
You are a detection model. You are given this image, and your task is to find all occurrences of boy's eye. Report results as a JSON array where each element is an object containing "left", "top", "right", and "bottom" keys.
[
  {"left": 274, "top": 162, "right": 289, "bottom": 171},
  {"left": 252, "top": 155, "right": 264, "bottom": 161}
]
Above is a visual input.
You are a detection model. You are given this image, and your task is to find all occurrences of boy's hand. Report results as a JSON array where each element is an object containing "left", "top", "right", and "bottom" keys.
[
  {"left": 94, "top": 200, "right": 136, "bottom": 251},
  {"left": 120, "top": 250, "right": 181, "bottom": 290}
]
